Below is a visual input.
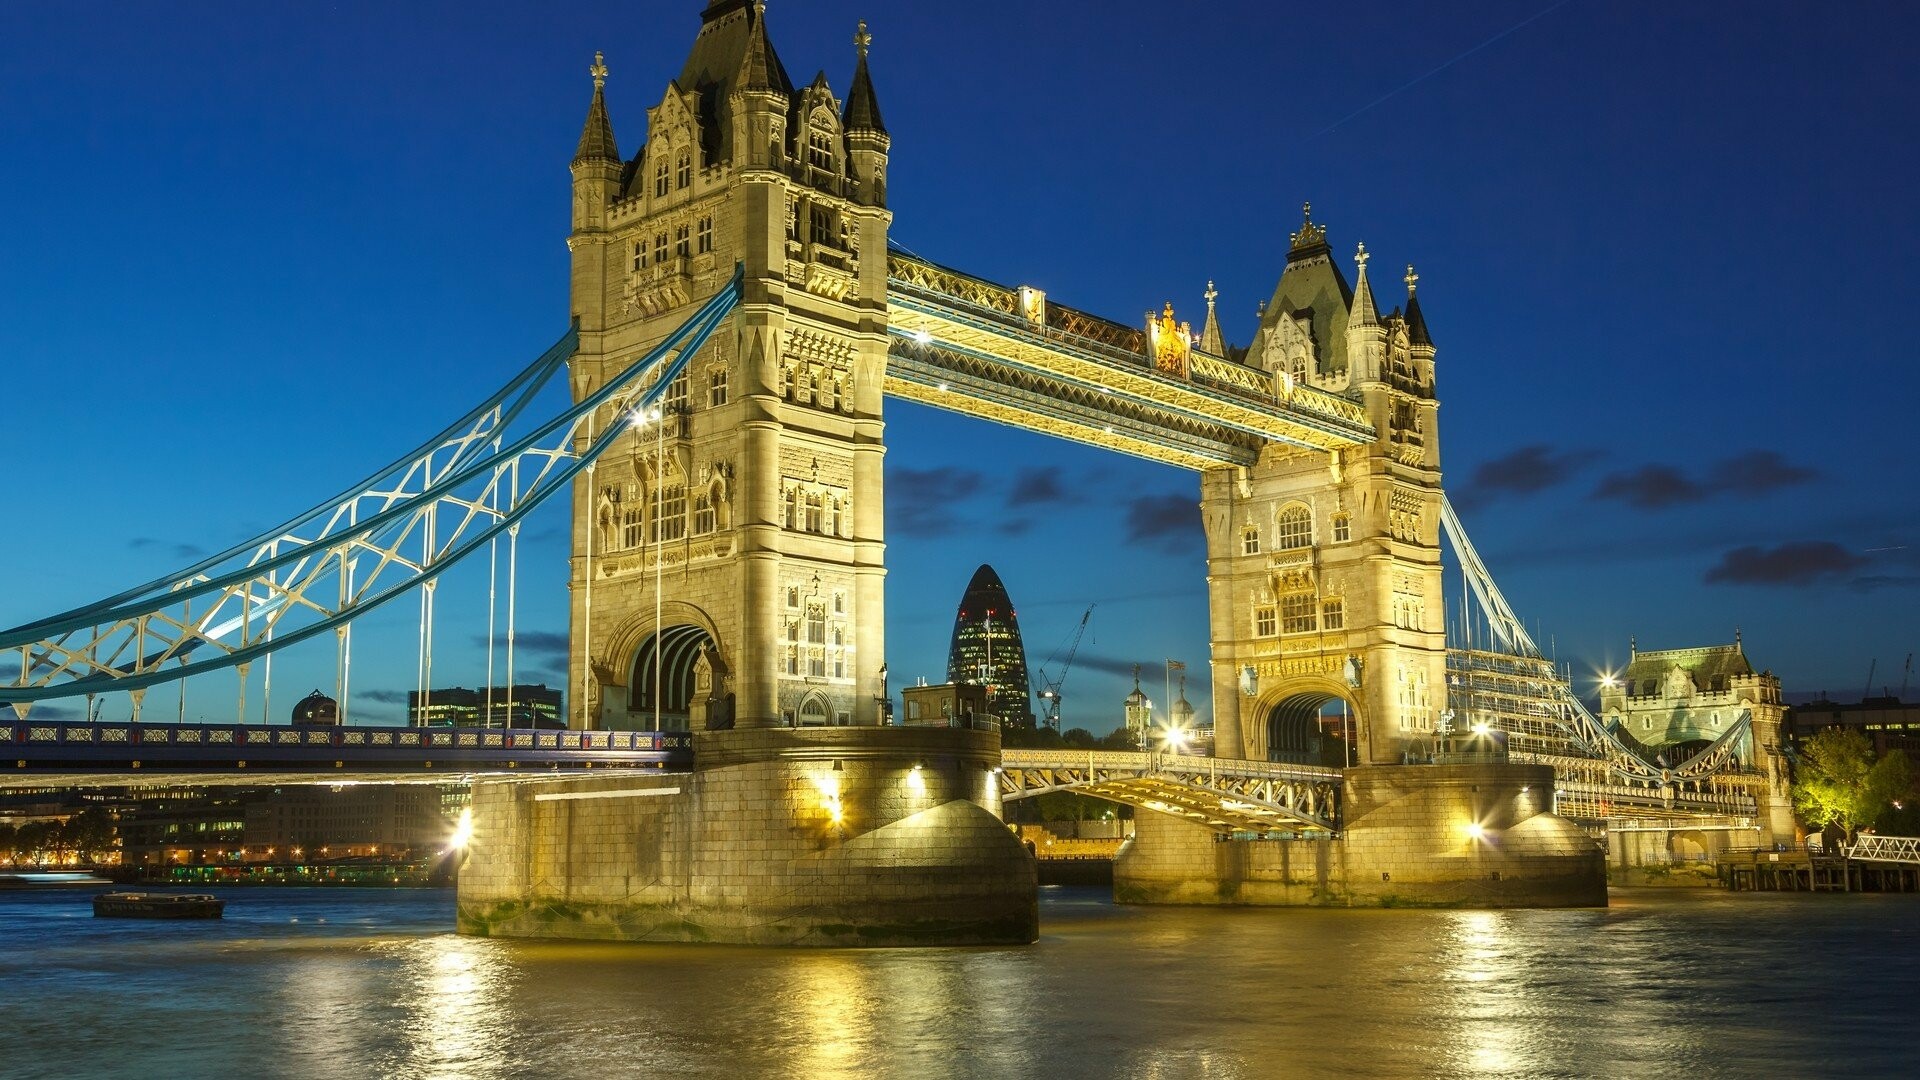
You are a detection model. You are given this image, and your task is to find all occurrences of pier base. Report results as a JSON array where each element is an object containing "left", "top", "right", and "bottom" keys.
[
  {"left": 1115, "top": 764, "right": 1606, "bottom": 908},
  {"left": 456, "top": 727, "right": 1037, "bottom": 946}
]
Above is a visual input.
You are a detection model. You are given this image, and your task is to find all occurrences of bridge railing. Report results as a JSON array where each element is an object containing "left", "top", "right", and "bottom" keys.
[
  {"left": 6, "top": 720, "right": 693, "bottom": 775},
  {"left": 1845, "top": 834, "right": 1920, "bottom": 865}
]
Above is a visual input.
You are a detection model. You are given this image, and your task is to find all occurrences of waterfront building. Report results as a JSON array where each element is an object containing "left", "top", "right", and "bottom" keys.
[
  {"left": 899, "top": 680, "right": 992, "bottom": 727},
  {"left": 407, "top": 684, "right": 564, "bottom": 728},
  {"left": 1787, "top": 695, "right": 1920, "bottom": 756},
  {"left": 946, "top": 564, "right": 1037, "bottom": 729},
  {"left": 241, "top": 785, "right": 447, "bottom": 861}
]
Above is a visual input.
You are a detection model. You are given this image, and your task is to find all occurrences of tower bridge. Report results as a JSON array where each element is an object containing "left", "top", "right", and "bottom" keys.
[{"left": 1, "top": 1, "right": 1794, "bottom": 942}]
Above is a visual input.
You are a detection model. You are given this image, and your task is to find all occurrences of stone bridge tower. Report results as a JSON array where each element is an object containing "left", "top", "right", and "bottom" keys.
[
  {"left": 565, "top": 0, "right": 891, "bottom": 731},
  {"left": 1202, "top": 210, "right": 1444, "bottom": 766}
]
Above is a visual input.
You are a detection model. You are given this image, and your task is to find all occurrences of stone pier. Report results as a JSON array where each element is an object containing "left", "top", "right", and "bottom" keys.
[
  {"left": 1115, "top": 764, "right": 1606, "bottom": 908},
  {"left": 456, "top": 727, "right": 1037, "bottom": 945}
]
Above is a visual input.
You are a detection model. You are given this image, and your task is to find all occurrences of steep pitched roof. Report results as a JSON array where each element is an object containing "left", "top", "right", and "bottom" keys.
[
  {"left": 1622, "top": 643, "right": 1755, "bottom": 693},
  {"left": 1348, "top": 244, "right": 1379, "bottom": 329},
  {"left": 676, "top": 0, "right": 793, "bottom": 164},
  {"left": 843, "top": 21, "right": 885, "bottom": 133},
  {"left": 572, "top": 64, "right": 620, "bottom": 166},
  {"left": 1258, "top": 205, "right": 1354, "bottom": 376}
]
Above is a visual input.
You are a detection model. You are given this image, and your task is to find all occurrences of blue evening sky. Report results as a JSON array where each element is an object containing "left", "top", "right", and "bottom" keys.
[{"left": 3, "top": 1, "right": 1917, "bottom": 728}]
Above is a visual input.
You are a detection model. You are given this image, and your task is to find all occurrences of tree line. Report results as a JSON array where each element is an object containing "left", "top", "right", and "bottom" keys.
[{"left": 0, "top": 808, "right": 117, "bottom": 866}]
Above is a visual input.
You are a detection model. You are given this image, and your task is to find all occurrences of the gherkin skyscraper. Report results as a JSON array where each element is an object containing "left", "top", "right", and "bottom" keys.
[{"left": 946, "top": 564, "right": 1036, "bottom": 729}]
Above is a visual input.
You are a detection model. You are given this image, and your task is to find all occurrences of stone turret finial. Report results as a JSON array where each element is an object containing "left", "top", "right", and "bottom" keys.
[
  {"left": 844, "top": 16, "right": 886, "bottom": 133},
  {"left": 590, "top": 50, "right": 607, "bottom": 90},
  {"left": 1199, "top": 280, "right": 1226, "bottom": 355},
  {"left": 855, "top": 19, "right": 871, "bottom": 58},
  {"left": 572, "top": 51, "right": 619, "bottom": 166},
  {"left": 1349, "top": 242, "right": 1379, "bottom": 328},
  {"left": 1205, "top": 280, "right": 1218, "bottom": 311},
  {"left": 1289, "top": 201, "right": 1327, "bottom": 252},
  {"left": 1404, "top": 261, "right": 1432, "bottom": 348},
  {"left": 1404, "top": 263, "right": 1419, "bottom": 296}
]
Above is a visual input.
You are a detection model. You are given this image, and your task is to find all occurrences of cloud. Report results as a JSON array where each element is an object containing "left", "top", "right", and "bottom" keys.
[
  {"left": 1007, "top": 467, "right": 1078, "bottom": 509},
  {"left": 23, "top": 702, "right": 78, "bottom": 720},
  {"left": 470, "top": 630, "right": 569, "bottom": 662},
  {"left": 129, "top": 537, "right": 207, "bottom": 560},
  {"left": 1124, "top": 494, "right": 1198, "bottom": 553},
  {"left": 1070, "top": 653, "right": 1160, "bottom": 678},
  {"left": 1593, "top": 465, "right": 1704, "bottom": 509},
  {"left": 357, "top": 689, "right": 411, "bottom": 704},
  {"left": 1456, "top": 444, "right": 1594, "bottom": 507},
  {"left": 1709, "top": 450, "right": 1817, "bottom": 496},
  {"left": 1703, "top": 541, "right": 1865, "bottom": 586},
  {"left": 889, "top": 467, "right": 985, "bottom": 537}
]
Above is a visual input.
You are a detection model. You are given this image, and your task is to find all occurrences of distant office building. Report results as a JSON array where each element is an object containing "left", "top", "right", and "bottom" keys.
[
  {"left": 1787, "top": 696, "right": 1920, "bottom": 756},
  {"left": 946, "top": 564, "right": 1036, "bottom": 729},
  {"left": 408, "top": 684, "right": 564, "bottom": 728}
]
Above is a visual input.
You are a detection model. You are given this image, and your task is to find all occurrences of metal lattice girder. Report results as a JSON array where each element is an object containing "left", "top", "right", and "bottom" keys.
[
  {"left": 999, "top": 749, "right": 1342, "bottom": 833},
  {"left": 2, "top": 267, "right": 743, "bottom": 707},
  {"left": 883, "top": 251, "right": 1376, "bottom": 470},
  {"left": 1846, "top": 834, "right": 1920, "bottom": 865}
]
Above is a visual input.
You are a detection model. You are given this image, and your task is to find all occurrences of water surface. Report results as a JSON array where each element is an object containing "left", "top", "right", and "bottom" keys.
[{"left": 1, "top": 886, "right": 1913, "bottom": 1078}]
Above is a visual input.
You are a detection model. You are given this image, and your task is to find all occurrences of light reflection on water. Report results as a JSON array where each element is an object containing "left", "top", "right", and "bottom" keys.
[{"left": 2, "top": 886, "right": 1916, "bottom": 1079}]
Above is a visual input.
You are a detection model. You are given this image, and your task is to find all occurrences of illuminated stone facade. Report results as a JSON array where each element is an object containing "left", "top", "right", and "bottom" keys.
[
  {"left": 566, "top": 1, "right": 890, "bottom": 732},
  {"left": 1202, "top": 213, "right": 1444, "bottom": 767}
]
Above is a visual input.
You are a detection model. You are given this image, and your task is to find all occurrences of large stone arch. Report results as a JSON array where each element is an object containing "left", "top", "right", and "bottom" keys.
[
  {"left": 1249, "top": 676, "right": 1362, "bottom": 767},
  {"left": 599, "top": 601, "right": 730, "bottom": 732}
]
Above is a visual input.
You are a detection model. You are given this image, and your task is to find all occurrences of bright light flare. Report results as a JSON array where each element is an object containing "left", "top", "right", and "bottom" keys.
[
  {"left": 1471, "top": 722, "right": 1491, "bottom": 737},
  {"left": 447, "top": 808, "right": 474, "bottom": 851},
  {"left": 1160, "top": 726, "right": 1190, "bottom": 753},
  {"left": 911, "top": 329, "right": 933, "bottom": 345},
  {"left": 1463, "top": 821, "right": 1486, "bottom": 840}
]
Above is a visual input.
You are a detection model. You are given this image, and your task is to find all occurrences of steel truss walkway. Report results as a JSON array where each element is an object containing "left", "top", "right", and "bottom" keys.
[
  {"left": 884, "top": 252, "right": 1375, "bottom": 470},
  {"left": 1000, "top": 749, "right": 1342, "bottom": 833},
  {"left": 1845, "top": 834, "right": 1920, "bottom": 865}
]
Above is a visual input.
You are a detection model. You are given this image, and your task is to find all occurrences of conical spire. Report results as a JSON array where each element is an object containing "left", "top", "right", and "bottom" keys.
[
  {"left": 1403, "top": 263, "right": 1432, "bottom": 347},
  {"left": 572, "top": 52, "right": 620, "bottom": 165},
  {"left": 1348, "top": 242, "right": 1379, "bottom": 328},
  {"left": 1199, "top": 280, "right": 1226, "bottom": 355},
  {"left": 843, "top": 19, "right": 887, "bottom": 132},
  {"left": 735, "top": 0, "right": 785, "bottom": 94}
]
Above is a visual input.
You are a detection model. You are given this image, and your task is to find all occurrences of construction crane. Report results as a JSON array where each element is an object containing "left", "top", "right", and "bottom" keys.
[{"left": 1034, "top": 604, "right": 1094, "bottom": 730}]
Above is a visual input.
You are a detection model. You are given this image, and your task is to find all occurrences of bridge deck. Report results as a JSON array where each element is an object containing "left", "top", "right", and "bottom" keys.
[{"left": 3, "top": 720, "right": 692, "bottom": 790}]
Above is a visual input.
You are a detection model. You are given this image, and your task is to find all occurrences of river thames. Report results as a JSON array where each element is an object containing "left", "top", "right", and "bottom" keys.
[{"left": 1, "top": 886, "right": 1914, "bottom": 1079}]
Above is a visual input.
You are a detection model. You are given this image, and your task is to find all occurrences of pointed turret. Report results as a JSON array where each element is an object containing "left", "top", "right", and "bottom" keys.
[
  {"left": 841, "top": 20, "right": 891, "bottom": 205},
  {"left": 573, "top": 52, "right": 620, "bottom": 165},
  {"left": 735, "top": 0, "right": 785, "bottom": 95},
  {"left": 843, "top": 20, "right": 886, "bottom": 133},
  {"left": 1348, "top": 242, "right": 1379, "bottom": 328},
  {"left": 1199, "top": 280, "right": 1226, "bottom": 355},
  {"left": 727, "top": 0, "right": 791, "bottom": 170},
  {"left": 1403, "top": 263, "right": 1433, "bottom": 348},
  {"left": 570, "top": 52, "right": 623, "bottom": 235}
]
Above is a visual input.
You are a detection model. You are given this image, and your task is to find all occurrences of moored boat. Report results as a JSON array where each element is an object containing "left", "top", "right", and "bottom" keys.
[{"left": 92, "top": 891, "right": 225, "bottom": 919}]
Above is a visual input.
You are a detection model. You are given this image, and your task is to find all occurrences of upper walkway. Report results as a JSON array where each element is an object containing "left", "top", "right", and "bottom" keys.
[{"left": 884, "top": 252, "right": 1375, "bottom": 470}]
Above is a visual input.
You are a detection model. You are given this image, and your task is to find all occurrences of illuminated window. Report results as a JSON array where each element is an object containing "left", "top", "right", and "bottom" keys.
[
  {"left": 804, "top": 492, "right": 824, "bottom": 534},
  {"left": 1332, "top": 514, "right": 1351, "bottom": 543},
  {"left": 1254, "top": 605, "right": 1277, "bottom": 637},
  {"left": 1281, "top": 593, "right": 1316, "bottom": 634},
  {"left": 654, "top": 157, "right": 670, "bottom": 198},
  {"left": 1321, "top": 598, "right": 1345, "bottom": 630},
  {"left": 675, "top": 224, "right": 691, "bottom": 258},
  {"left": 806, "top": 604, "right": 826, "bottom": 645},
  {"left": 675, "top": 150, "right": 691, "bottom": 189},
  {"left": 654, "top": 231, "right": 668, "bottom": 264},
  {"left": 807, "top": 129, "right": 834, "bottom": 172},
  {"left": 1277, "top": 505, "right": 1312, "bottom": 550},
  {"left": 692, "top": 493, "right": 715, "bottom": 535},
  {"left": 708, "top": 366, "right": 728, "bottom": 407},
  {"left": 631, "top": 242, "right": 645, "bottom": 272},
  {"left": 1241, "top": 526, "right": 1260, "bottom": 556},
  {"left": 697, "top": 215, "right": 714, "bottom": 254},
  {"left": 652, "top": 486, "right": 685, "bottom": 542},
  {"left": 811, "top": 206, "right": 834, "bottom": 245},
  {"left": 665, "top": 374, "right": 689, "bottom": 414}
]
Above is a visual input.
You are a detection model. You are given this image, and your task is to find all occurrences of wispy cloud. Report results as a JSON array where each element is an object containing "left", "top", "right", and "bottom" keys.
[
  {"left": 1703, "top": 541, "right": 1864, "bottom": 587},
  {"left": 1124, "top": 494, "right": 1198, "bottom": 554},
  {"left": 129, "top": 537, "right": 207, "bottom": 560},
  {"left": 1454, "top": 444, "right": 1596, "bottom": 508},
  {"left": 890, "top": 466, "right": 985, "bottom": 537},
  {"left": 357, "top": 689, "right": 411, "bottom": 704},
  {"left": 1594, "top": 450, "right": 1818, "bottom": 511},
  {"left": 1007, "top": 467, "right": 1079, "bottom": 509},
  {"left": 469, "top": 630, "right": 569, "bottom": 663}
]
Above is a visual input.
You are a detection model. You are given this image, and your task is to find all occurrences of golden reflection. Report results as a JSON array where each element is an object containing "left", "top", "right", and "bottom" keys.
[
  {"left": 784, "top": 956, "right": 875, "bottom": 1080},
  {"left": 397, "top": 933, "right": 518, "bottom": 1077},
  {"left": 1441, "top": 909, "right": 1534, "bottom": 1075}
]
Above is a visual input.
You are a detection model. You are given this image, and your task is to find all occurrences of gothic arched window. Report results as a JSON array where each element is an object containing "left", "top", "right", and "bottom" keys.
[
  {"left": 1277, "top": 505, "right": 1313, "bottom": 550},
  {"left": 675, "top": 149, "right": 692, "bottom": 190}
]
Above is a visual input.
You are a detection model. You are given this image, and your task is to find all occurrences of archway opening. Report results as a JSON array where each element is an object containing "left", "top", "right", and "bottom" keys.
[
  {"left": 1265, "top": 692, "right": 1357, "bottom": 768},
  {"left": 628, "top": 624, "right": 716, "bottom": 732}
]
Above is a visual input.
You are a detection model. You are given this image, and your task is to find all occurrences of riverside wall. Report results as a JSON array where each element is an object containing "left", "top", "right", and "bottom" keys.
[
  {"left": 456, "top": 727, "right": 1037, "bottom": 945},
  {"left": 1115, "top": 763, "right": 1607, "bottom": 908}
]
